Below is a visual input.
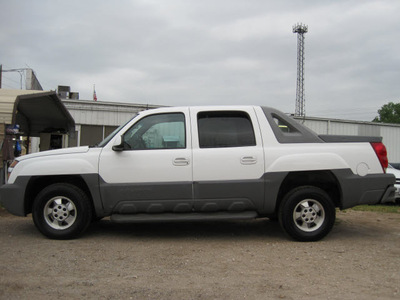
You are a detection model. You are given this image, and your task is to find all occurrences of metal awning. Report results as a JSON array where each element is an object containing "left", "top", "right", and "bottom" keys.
[{"left": 0, "top": 89, "right": 75, "bottom": 137}]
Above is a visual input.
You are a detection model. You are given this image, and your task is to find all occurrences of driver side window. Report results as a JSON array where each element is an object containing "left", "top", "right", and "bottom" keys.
[{"left": 123, "top": 113, "right": 186, "bottom": 150}]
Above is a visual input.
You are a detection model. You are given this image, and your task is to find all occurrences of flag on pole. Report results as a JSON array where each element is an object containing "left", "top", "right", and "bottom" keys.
[{"left": 93, "top": 84, "right": 97, "bottom": 101}]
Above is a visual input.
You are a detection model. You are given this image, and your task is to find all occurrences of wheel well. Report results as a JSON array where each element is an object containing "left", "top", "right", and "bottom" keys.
[
  {"left": 24, "top": 175, "right": 94, "bottom": 215},
  {"left": 276, "top": 171, "right": 341, "bottom": 212}
]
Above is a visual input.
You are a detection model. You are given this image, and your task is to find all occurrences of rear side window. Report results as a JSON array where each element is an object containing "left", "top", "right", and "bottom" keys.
[
  {"left": 272, "top": 115, "right": 299, "bottom": 133},
  {"left": 197, "top": 111, "right": 256, "bottom": 148}
]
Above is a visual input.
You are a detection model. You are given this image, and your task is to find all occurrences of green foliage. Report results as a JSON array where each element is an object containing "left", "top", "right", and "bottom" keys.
[
  {"left": 351, "top": 204, "right": 400, "bottom": 214},
  {"left": 373, "top": 102, "right": 400, "bottom": 123}
]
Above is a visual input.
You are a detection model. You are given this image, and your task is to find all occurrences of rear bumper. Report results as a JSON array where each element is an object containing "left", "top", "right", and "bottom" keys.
[
  {"left": 380, "top": 186, "right": 396, "bottom": 204},
  {"left": 333, "top": 170, "right": 396, "bottom": 209}
]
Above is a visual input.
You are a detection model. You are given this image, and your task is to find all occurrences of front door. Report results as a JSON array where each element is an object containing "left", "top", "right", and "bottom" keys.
[{"left": 98, "top": 109, "right": 193, "bottom": 214}]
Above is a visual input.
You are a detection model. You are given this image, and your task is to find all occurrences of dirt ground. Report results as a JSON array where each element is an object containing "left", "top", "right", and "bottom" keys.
[{"left": 0, "top": 208, "right": 399, "bottom": 300}]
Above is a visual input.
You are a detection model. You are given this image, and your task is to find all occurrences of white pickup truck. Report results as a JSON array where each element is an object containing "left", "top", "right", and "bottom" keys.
[{"left": 0, "top": 106, "right": 396, "bottom": 241}]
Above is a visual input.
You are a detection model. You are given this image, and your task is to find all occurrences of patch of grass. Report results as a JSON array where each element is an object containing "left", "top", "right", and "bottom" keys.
[{"left": 351, "top": 204, "right": 400, "bottom": 214}]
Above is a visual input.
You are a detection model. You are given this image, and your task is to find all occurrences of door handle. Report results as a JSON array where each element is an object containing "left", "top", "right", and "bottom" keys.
[
  {"left": 240, "top": 156, "right": 257, "bottom": 165},
  {"left": 173, "top": 157, "right": 190, "bottom": 166}
]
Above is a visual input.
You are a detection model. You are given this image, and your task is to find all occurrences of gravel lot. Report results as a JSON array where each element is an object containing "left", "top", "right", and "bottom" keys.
[{"left": 0, "top": 208, "right": 399, "bottom": 300}]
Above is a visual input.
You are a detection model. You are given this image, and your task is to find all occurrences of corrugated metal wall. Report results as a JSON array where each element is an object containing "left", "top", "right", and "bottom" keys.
[
  {"left": 301, "top": 119, "right": 361, "bottom": 135},
  {"left": 63, "top": 100, "right": 148, "bottom": 126},
  {"left": 380, "top": 126, "right": 400, "bottom": 163},
  {"left": 62, "top": 100, "right": 160, "bottom": 146},
  {"left": 296, "top": 117, "right": 400, "bottom": 162}
]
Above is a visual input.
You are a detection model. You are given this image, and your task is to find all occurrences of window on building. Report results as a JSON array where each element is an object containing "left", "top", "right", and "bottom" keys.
[
  {"left": 105, "top": 126, "right": 119, "bottom": 137},
  {"left": 68, "top": 131, "right": 78, "bottom": 147},
  {"left": 197, "top": 111, "right": 256, "bottom": 148},
  {"left": 80, "top": 125, "right": 103, "bottom": 146}
]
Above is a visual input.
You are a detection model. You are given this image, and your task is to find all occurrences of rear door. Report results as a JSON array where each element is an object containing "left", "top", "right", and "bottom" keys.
[{"left": 190, "top": 107, "right": 265, "bottom": 212}]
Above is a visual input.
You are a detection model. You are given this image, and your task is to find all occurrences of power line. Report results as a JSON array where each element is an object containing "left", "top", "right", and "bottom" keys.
[
  {"left": 2, "top": 74, "right": 21, "bottom": 85},
  {"left": 1, "top": 82, "right": 18, "bottom": 89},
  {"left": 1, "top": 68, "right": 29, "bottom": 89}
]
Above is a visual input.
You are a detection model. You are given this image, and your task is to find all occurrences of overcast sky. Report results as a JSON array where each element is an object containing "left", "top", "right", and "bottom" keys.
[{"left": 1, "top": 0, "right": 399, "bottom": 121}]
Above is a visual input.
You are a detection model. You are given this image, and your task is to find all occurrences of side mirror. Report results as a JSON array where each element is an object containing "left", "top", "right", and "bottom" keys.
[{"left": 112, "top": 135, "right": 124, "bottom": 151}]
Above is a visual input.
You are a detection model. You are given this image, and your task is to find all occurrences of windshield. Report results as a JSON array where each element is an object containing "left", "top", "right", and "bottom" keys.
[{"left": 97, "top": 117, "right": 136, "bottom": 147}]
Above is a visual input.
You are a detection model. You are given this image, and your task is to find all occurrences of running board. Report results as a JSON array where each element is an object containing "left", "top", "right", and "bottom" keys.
[{"left": 110, "top": 211, "right": 258, "bottom": 223}]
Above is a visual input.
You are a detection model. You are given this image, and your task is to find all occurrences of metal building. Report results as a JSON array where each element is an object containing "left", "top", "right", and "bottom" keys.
[
  {"left": 62, "top": 99, "right": 161, "bottom": 147},
  {"left": 294, "top": 116, "right": 400, "bottom": 162}
]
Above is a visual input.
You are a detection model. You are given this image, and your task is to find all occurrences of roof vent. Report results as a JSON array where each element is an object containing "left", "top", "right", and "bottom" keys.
[{"left": 57, "top": 85, "right": 70, "bottom": 99}]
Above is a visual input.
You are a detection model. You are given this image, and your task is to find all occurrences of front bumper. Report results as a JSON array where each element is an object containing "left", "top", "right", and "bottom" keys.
[{"left": 0, "top": 177, "right": 30, "bottom": 216}]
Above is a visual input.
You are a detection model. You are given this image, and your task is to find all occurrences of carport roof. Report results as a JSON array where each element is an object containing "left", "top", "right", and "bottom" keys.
[{"left": 0, "top": 89, "right": 75, "bottom": 137}]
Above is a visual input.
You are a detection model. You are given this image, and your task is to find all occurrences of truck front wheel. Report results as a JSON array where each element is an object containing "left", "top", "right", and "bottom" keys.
[
  {"left": 279, "top": 186, "right": 336, "bottom": 242},
  {"left": 32, "top": 183, "right": 92, "bottom": 239}
]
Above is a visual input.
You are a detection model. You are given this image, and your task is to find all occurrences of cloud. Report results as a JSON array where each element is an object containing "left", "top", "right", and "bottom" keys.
[{"left": 1, "top": 0, "right": 399, "bottom": 121}]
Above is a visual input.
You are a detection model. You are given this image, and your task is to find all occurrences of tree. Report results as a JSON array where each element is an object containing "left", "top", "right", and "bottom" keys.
[{"left": 373, "top": 102, "right": 400, "bottom": 124}]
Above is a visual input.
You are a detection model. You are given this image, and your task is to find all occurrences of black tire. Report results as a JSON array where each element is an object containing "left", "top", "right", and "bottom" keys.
[
  {"left": 279, "top": 186, "right": 336, "bottom": 242},
  {"left": 267, "top": 214, "right": 279, "bottom": 222},
  {"left": 32, "top": 183, "right": 92, "bottom": 239}
]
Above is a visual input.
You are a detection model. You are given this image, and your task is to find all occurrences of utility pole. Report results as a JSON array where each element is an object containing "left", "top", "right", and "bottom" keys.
[
  {"left": 293, "top": 23, "right": 308, "bottom": 117},
  {"left": 0, "top": 64, "right": 2, "bottom": 88}
]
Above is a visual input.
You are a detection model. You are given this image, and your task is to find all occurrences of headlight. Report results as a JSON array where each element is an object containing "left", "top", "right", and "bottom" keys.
[{"left": 7, "top": 160, "right": 19, "bottom": 180}]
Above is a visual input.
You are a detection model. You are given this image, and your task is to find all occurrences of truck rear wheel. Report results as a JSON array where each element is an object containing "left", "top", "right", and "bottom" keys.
[
  {"left": 279, "top": 186, "right": 335, "bottom": 242},
  {"left": 32, "top": 183, "right": 92, "bottom": 239}
]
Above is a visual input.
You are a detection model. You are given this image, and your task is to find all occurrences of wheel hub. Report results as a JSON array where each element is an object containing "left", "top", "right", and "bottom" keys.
[
  {"left": 44, "top": 197, "right": 77, "bottom": 230},
  {"left": 51, "top": 203, "right": 70, "bottom": 222},
  {"left": 293, "top": 198, "right": 325, "bottom": 232},
  {"left": 300, "top": 207, "right": 317, "bottom": 224}
]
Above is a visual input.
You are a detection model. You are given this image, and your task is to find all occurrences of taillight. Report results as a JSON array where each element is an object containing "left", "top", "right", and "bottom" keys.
[{"left": 371, "top": 142, "right": 388, "bottom": 172}]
